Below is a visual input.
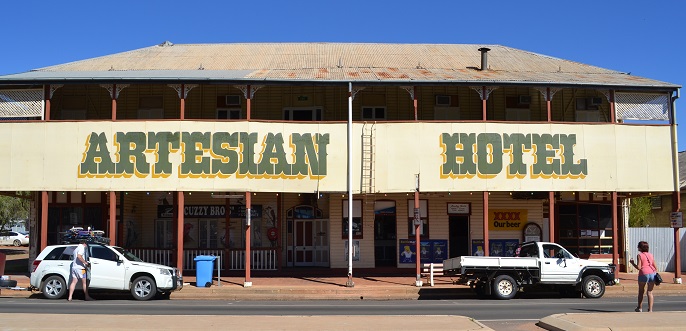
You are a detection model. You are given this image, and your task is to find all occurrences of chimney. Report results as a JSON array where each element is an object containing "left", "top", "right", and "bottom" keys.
[{"left": 478, "top": 47, "right": 491, "bottom": 71}]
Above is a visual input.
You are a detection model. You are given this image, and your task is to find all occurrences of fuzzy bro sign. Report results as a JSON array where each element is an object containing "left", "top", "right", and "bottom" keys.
[
  {"left": 440, "top": 132, "right": 588, "bottom": 179},
  {"left": 78, "top": 131, "right": 329, "bottom": 179}
]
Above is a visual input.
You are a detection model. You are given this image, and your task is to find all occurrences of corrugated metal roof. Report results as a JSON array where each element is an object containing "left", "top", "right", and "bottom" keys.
[{"left": 0, "top": 42, "right": 679, "bottom": 89}]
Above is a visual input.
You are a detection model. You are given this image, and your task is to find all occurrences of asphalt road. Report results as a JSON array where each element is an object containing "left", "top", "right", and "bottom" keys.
[{"left": 1, "top": 296, "right": 685, "bottom": 319}]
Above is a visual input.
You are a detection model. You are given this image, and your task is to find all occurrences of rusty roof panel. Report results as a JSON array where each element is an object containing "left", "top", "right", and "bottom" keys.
[{"left": 0, "top": 43, "right": 677, "bottom": 88}]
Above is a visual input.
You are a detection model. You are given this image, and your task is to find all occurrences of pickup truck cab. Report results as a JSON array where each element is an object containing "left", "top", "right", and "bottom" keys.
[
  {"left": 30, "top": 243, "right": 183, "bottom": 300},
  {"left": 443, "top": 241, "right": 616, "bottom": 299}
]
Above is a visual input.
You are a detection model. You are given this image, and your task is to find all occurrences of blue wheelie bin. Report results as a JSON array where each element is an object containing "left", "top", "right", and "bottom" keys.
[{"left": 194, "top": 255, "right": 217, "bottom": 287}]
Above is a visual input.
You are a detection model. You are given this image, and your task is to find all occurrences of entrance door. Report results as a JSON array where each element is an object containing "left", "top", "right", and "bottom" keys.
[
  {"left": 374, "top": 214, "right": 397, "bottom": 267},
  {"left": 294, "top": 219, "right": 329, "bottom": 267},
  {"left": 449, "top": 216, "right": 469, "bottom": 258}
]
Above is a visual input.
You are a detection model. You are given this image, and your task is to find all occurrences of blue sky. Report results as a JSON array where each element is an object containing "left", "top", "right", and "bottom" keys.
[{"left": 2, "top": 1, "right": 684, "bottom": 148}]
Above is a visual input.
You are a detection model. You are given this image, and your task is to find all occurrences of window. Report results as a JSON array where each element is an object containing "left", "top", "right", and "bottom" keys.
[
  {"left": 558, "top": 203, "right": 614, "bottom": 256},
  {"left": 217, "top": 108, "right": 241, "bottom": 119},
  {"left": 505, "top": 96, "right": 531, "bottom": 121},
  {"left": 435, "top": 95, "right": 452, "bottom": 106},
  {"left": 407, "top": 199, "right": 429, "bottom": 239},
  {"left": 342, "top": 200, "right": 363, "bottom": 239},
  {"left": 575, "top": 97, "right": 602, "bottom": 122},
  {"left": 361, "top": 106, "right": 386, "bottom": 120},
  {"left": 91, "top": 246, "right": 119, "bottom": 262},
  {"left": 138, "top": 96, "right": 164, "bottom": 119},
  {"left": 283, "top": 107, "right": 322, "bottom": 121}
]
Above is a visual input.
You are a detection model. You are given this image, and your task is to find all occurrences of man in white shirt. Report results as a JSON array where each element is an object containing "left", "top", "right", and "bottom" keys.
[{"left": 67, "top": 240, "right": 94, "bottom": 301}]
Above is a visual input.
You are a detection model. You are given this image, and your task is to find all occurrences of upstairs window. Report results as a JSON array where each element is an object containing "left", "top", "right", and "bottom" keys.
[
  {"left": 361, "top": 106, "right": 386, "bottom": 120},
  {"left": 283, "top": 107, "right": 322, "bottom": 121}
]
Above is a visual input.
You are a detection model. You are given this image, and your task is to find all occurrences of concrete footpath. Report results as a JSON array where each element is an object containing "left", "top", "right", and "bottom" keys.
[{"left": 1, "top": 272, "right": 685, "bottom": 331}]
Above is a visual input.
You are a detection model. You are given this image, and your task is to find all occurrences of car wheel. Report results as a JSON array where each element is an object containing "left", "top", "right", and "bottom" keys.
[
  {"left": 581, "top": 275, "right": 605, "bottom": 299},
  {"left": 131, "top": 276, "right": 157, "bottom": 301},
  {"left": 42, "top": 275, "right": 67, "bottom": 300},
  {"left": 13, "top": 239, "right": 21, "bottom": 247},
  {"left": 492, "top": 275, "right": 518, "bottom": 300}
]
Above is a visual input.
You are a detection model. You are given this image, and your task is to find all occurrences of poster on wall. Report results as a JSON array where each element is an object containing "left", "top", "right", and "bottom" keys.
[
  {"left": 399, "top": 239, "right": 417, "bottom": 264},
  {"left": 471, "top": 240, "right": 485, "bottom": 256},
  {"left": 399, "top": 239, "right": 448, "bottom": 263},
  {"left": 490, "top": 239, "right": 520, "bottom": 257},
  {"left": 344, "top": 240, "right": 360, "bottom": 261}
]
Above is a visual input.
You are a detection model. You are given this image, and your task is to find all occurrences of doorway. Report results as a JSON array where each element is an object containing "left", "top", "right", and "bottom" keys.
[
  {"left": 374, "top": 201, "right": 397, "bottom": 267},
  {"left": 293, "top": 219, "right": 329, "bottom": 267},
  {"left": 449, "top": 216, "right": 469, "bottom": 258}
]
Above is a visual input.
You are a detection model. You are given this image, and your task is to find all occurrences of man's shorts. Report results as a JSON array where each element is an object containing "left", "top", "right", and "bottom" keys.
[
  {"left": 638, "top": 273, "right": 656, "bottom": 283},
  {"left": 71, "top": 267, "right": 87, "bottom": 279}
]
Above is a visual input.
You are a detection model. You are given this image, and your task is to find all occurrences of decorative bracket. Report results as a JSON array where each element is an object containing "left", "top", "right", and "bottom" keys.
[
  {"left": 534, "top": 87, "right": 561, "bottom": 101},
  {"left": 100, "top": 84, "right": 129, "bottom": 99},
  {"left": 351, "top": 86, "right": 365, "bottom": 100},
  {"left": 48, "top": 84, "right": 63, "bottom": 99},
  {"left": 470, "top": 86, "right": 499, "bottom": 100},
  {"left": 168, "top": 84, "right": 198, "bottom": 99},
  {"left": 233, "top": 85, "right": 264, "bottom": 99},
  {"left": 400, "top": 86, "right": 415, "bottom": 100},
  {"left": 598, "top": 89, "right": 612, "bottom": 102}
]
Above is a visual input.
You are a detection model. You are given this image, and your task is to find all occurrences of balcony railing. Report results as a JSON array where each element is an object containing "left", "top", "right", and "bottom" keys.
[{"left": 128, "top": 248, "right": 277, "bottom": 271}]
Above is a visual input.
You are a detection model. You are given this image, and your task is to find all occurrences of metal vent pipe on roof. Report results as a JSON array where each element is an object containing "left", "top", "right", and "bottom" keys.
[{"left": 478, "top": 47, "right": 491, "bottom": 71}]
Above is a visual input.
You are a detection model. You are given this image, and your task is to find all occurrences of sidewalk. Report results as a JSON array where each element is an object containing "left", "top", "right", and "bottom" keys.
[{"left": 1, "top": 272, "right": 685, "bottom": 331}]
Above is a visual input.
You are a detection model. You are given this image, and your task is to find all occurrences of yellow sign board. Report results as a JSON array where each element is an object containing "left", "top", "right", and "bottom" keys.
[{"left": 488, "top": 209, "right": 528, "bottom": 231}]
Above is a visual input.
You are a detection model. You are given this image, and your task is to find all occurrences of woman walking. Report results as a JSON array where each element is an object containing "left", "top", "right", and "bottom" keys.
[{"left": 629, "top": 241, "right": 657, "bottom": 312}]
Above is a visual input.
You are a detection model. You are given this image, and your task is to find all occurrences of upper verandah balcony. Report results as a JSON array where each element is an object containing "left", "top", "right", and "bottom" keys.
[{"left": 0, "top": 83, "right": 674, "bottom": 125}]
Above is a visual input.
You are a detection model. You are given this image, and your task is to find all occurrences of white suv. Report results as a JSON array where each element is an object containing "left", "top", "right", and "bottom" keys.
[{"left": 30, "top": 243, "right": 183, "bottom": 300}]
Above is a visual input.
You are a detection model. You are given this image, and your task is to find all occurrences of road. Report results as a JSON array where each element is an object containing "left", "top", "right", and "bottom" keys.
[{"left": 1, "top": 296, "right": 685, "bottom": 330}]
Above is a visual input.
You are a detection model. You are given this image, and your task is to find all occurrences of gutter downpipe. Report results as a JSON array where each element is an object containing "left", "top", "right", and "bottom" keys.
[
  {"left": 670, "top": 88, "right": 682, "bottom": 283},
  {"left": 347, "top": 82, "right": 354, "bottom": 288}
]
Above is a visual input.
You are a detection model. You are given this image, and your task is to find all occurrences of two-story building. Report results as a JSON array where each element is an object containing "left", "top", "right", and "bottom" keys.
[{"left": 0, "top": 42, "right": 680, "bottom": 282}]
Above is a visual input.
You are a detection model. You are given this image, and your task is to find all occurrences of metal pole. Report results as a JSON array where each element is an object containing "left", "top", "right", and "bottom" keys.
[
  {"left": 415, "top": 174, "right": 422, "bottom": 287},
  {"left": 346, "top": 82, "right": 354, "bottom": 288},
  {"left": 217, "top": 255, "right": 221, "bottom": 287},
  {"left": 670, "top": 88, "right": 682, "bottom": 283}
]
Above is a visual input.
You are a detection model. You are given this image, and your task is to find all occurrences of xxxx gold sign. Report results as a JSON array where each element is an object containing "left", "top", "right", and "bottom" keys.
[
  {"left": 78, "top": 131, "right": 329, "bottom": 179},
  {"left": 440, "top": 133, "right": 588, "bottom": 179},
  {"left": 488, "top": 210, "right": 528, "bottom": 231}
]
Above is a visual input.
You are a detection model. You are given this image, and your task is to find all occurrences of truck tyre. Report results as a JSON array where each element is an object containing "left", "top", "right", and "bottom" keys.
[
  {"left": 581, "top": 275, "right": 605, "bottom": 299},
  {"left": 41, "top": 275, "right": 67, "bottom": 300},
  {"left": 492, "top": 275, "right": 518, "bottom": 300},
  {"left": 131, "top": 276, "right": 157, "bottom": 301}
]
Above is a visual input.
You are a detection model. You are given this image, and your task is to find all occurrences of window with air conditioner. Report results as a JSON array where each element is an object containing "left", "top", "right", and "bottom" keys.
[
  {"left": 435, "top": 95, "right": 451, "bottom": 106},
  {"left": 361, "top": 106, "right": 386, "bottom": 120},
  {"left": 138, "top": 96, "right": 164, "bottom": 119},
  {"left": 217, "top": 109, "right": 242, "bottom": 119},
  {"left": 505, "top": 96, "right": 530, "bottom": 121},
  {"left": 225, "top": 95, "right": 241, "bottom": 106},
  {"left": 283, "top": 107, "right": 323, "bottom": 121},
  {"left": 575, "top": 97, "right": 602, "bottom": 122}
]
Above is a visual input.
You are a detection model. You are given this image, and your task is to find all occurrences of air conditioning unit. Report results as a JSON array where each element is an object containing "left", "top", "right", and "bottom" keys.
[
  {"left": 589, "top": 97, "right": 603, "bottom": 106},
  {"left": 226, "top": 95, "right": 241, "bottom": 106},
  {"left": 519, "top": 95, "right": 531, "bottom": 104},
  {"left": 435, "top": 95, "right": 451, "bottom": 106}
]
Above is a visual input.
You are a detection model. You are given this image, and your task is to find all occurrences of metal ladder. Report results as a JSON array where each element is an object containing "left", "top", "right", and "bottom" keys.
[{"left": 361, "top": 123, "right": 375, "bottom": 195}]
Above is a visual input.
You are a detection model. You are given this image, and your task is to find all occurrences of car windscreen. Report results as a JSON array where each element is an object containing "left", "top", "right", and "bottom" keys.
[{"left": 111, "top": 246, "right": 144, "bottom": 262}]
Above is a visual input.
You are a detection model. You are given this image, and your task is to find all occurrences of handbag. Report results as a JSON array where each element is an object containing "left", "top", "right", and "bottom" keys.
[{"left": 654, "top": 272, "right": 663, "bottom": 285}]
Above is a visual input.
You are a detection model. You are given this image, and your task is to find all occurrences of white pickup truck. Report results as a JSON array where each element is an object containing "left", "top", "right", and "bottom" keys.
[{"left": 442, "top": 241, "right": 616, "bottom": 299}]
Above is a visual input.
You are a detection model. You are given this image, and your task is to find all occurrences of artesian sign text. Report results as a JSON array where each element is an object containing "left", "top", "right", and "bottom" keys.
[
  {"left": 440, "top": 133, "right": 588, "bottom": 179},
  {"left": 78, "top": 131, "right": 329, "bottom": 179}
]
